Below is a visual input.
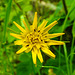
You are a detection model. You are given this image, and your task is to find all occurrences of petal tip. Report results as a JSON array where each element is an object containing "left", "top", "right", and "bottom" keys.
[
  {"left": 16, "top": 51, "right": 21, "bottom": 54},
  {"left": 16, "top": 52, "right": 19, "bottom": 54},
  {"left": 13, "top": 21, "right": 15, "bottom": 23},
  {"left": 35, "top": 12, "right": 37, "bottom": 14},
  {"left": 10, "top": 33, "right": 13, "bottom": 36}
]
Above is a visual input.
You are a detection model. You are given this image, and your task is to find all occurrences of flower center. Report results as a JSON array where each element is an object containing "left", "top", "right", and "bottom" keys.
[{"left": 26, "top": 30, "right": 43, "bottom": 45}]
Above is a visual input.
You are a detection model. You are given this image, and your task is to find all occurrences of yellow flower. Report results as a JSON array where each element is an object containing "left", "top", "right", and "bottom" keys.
[{"left": 10, "top": 12, "right": 65, "bottom": 64}]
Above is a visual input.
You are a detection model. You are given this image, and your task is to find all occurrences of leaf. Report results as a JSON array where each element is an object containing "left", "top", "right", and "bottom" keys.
[
  {"left": 19, "top": 53, "right": 31, "bottom": 62},
  {"left": 7, "top": 32, "right": 15, "bottom": 43},
  {"left": 34, "top": 58, "right": 42, "bottom": 73},
  {"left": 3, "top": 0, "right": 12, "bottom": 43},
  {"left": 65, "top": 0, "right": 74, "bottom": 6},
  {"left": 61, "top": 0, "right": 75, "bottom": 32},
  {"left": 23, "top": 5, "right": 32, "bottom": 12},
  {"left": 48, "top": 20, "right": 71, "bottom": 33},
  {"left": 72, "top": 21, "right": 75, "bottom": 37},
  {"left": 16, "top": 62, "right": 32, "bottom": 75},
  {"left": 19, "top": 53, "right": 42, "bottom": 74},
  {"left": 72, "top": 70, "right": 75, "bottom": 75}
]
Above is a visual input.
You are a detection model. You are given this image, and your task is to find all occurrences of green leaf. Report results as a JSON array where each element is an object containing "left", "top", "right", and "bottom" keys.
[
  {"left": 19, "top": 53, "right": 42, "bottom": 74},
  {"left": 17, "top": 62, "right": 32, "bottom": 75},
  {"left": 34, "top": 58, "right": 42, "bottom": 73},
  {"left": 19, "top": 53, "right": 31, "bottom": 62},
  {"left": 48, "top": 20, "right": 71, "bottom": 33},
  {"left": 3, "top": 0, "right": 12, "bottom": 43},
  {"left": 7, "top": 32, "right": 15, "bottom": 43},
  {"left": 23, "top": 5, "right": 32, "bottom": 12},
  {"left": 61, "top": 0, "right": 75, "bottom": 32},
  {"left": 72, "top": 21, "right": 75, "bottom": 37},
  {"left": 72, "top": 70, "right": 75, "bottom": 75},
  {"left": 66, "top": 0, "right": 74, "bottom": 6}
]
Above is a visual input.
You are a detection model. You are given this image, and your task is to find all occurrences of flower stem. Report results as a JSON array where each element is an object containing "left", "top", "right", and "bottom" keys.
[
  {"left": 70, "top": 37, "right": 74, "bottom": 75},
  {"left": 42, "top": 66, "right": 66, "bottom": 75},
  {"left": 63, "top": 44, "right": 70, "bottom": 75}
]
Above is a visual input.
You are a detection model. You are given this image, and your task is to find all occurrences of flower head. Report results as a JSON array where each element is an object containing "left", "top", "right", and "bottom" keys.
[{"left": 10, "top": 12, "right": 65, "bottom": 64}]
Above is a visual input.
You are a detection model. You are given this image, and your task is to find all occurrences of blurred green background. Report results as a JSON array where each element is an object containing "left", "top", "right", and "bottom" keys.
[{"left": 0, "top": 0, "right": 75, "bottom": 75}]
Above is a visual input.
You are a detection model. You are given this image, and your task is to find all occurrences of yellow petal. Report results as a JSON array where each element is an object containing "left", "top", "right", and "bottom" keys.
[
  {"left": 13, "top": 21, "right": 25, "bottom": 32},
  {"left": 22, "top": 19, "right": 29, "bottom": 31},
  {"left": 41, "top": 47, "right": 55, "bottom": 58},
  {"left": 38, "top": 20, "right": 48, "bottom": 30},
  {"left": 42, "top": 21, "right": 58, "bottom": 34},
  {"left": 33, "top": 12, "right": 37, "bottom": 29},
  {"left": 48, "top": 40, "right": 65, "bottom": 45},
  {"left": 25, "top": 48, "right": 31, "bottom": 53},
  {"left": 44, "top": 33, "right": 65, "bottom": 38},
  {"left": 25, "top": 45, "right": 32, "bottom": 53},
  {"left": 41, "top": 43, "right": 48, "bottom": 47},
  {"left": 30, "top": 25, "right": 34, "bottom": 31},
  {"left": 16, "top": 47, "right": 27, "bottom": 54},
  {"left": 14, "top": 40, "right": 23, "bottom": 45},
  {"left": 36, "top": 44, "right": 41, "bottom": 49},
  {"left": 37, "top": 49, "right": 43, "bottom": 63},
  {"left": 32, "top": 50, "right": 37, "bottom": 64},
  {"left": 10, "top": 33, "right": 21, "bottom": 39}
]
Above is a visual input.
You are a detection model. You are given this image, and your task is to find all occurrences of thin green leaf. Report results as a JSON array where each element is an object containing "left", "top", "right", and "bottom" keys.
[
  {"left": 72, "top": 21, "right": 75, "bottom": 37},
  {"left": 62, "top": 0, "right": 75, "bottom": 32},
  {"left": 63, "top": 44, "right": 70, "bottom": 75},
  {"left": 3, "top": 0, "right": 12, "bottom": 43}
]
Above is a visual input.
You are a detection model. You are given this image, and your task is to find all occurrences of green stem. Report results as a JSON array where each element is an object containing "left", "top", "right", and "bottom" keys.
[
  {"left": 42, "top": 66, "right": 66, "bottom": 75},
  {"left": 38, "top": 71, "right": 41, "bottom": 75},
  {"left": 59, "top": 1, "right": 75, "bottom": 74},
  {"left": 63, "top": 44, "right": 70, "bottom": 75},
  {"left": 58, "top": 36, "right": 62, "bottom": 68},
  {"left": 59, "top": 45, "right": 61, "bottom": 68},
  {"left": 62, "top": 0, "right": 68, "bottom": 15},
  {"left": 70, "top": 37, "right": 74, "bottom": 75}
]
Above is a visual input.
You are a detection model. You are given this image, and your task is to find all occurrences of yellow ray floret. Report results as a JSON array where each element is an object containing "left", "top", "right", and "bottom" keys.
[
  {"left": 10, "top": 12, "right": 65, "bottom": 65},
  {"left": 37, "top": 49, "right": 43, "bottom": 63},
  {"left": 33, "top": 12, "right": 37, "bottom": 29},
  {"left": 41, "top": 47, "right": 55, "bottom": 58},
  {"left": 22, "top": 19, "right": 29, "bottom": 31},
  {"left": 32, "top": 50, "right": 37, "bottom": 64},
  {"left": 43, "top": 21, "right": 58, "bottom": 34},
  {"left": 16, "top": 47, "right": 27, "bottom": 54},
  {"left": 47, "top": 40, "right": 65, "bottom": 45},
  {"left": 14, "top": 40, "right": 23, "bottom": 45},
  {"left": 38, "top": 20, "right": 48, "bottom": 30},
  {"left": 44, "top": 33, "right": 65, "bottom": 38},
  {"left": 13, "top": 21, "right": 25, "bottom": 32},
  {"left": 10, "top": 33, "right": 21, "bottom": 39}
]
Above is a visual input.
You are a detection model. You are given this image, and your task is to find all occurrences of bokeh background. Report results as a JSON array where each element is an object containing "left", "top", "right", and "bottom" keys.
[{"left": 0, "top": 0, "right": 75, "bottom": 75}]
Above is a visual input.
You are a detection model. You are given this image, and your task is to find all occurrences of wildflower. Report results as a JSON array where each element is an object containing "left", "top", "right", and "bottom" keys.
[{"left": 10, "top": 12, "right": 65, "bottom": 64}]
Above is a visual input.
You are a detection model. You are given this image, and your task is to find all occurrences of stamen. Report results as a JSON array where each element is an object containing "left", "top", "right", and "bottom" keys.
[
  {"left": 38, "top": 30, "right": 40, "bottom": 32},
  {"left": 34, "top": 29, "right": 36, "bottom": 32},
  {"left": 45, "top": 41, "right": 48, "bottom": 43},
  {"left": 41, "top": 40, "right": 43, "bottom": 41},
  {"left": 45, "top": 36, "right": 47, "bottom": 37},
  {"left": 26, "top": 45, "right": 29, "bottom": 47}
]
